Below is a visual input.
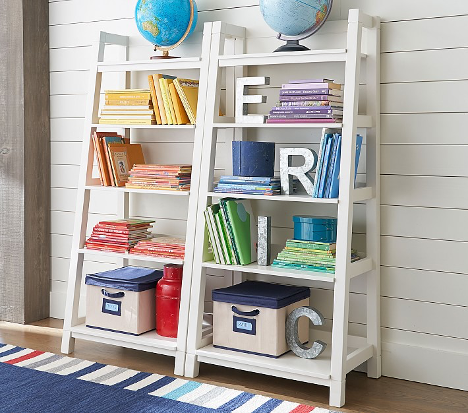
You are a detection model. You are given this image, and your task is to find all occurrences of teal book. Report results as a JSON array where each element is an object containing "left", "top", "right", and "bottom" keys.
[
  {"left": 220, "top": 199, "right": 240, "bottom": 265},
  {"left": 224, "top": 200, "right": 251, "bottom": 265}
]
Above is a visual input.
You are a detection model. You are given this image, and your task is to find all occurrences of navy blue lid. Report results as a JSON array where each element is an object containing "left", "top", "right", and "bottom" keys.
[
  {"left": 212, "top": 281, "right": 310, "bottom": 309},
  {"left": 85, "top": 266, "right": 163, "bottom": 292}
]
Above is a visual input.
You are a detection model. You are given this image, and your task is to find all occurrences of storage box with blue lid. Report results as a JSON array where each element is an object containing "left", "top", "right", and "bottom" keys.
[
  {"left": 212, "top": 281, "right": 310, "bottom": 358},
  {"left": 85, "top": 266, "right": 162, "bottom": 335},
  {"left": 293, "top": 216, "right": 337, "bottom": 243}
]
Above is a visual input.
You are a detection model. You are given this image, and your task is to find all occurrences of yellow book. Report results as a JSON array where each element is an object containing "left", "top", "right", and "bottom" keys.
[
  {"left": 158, "top": 78, "right": 174, "bottom": 125},
  {"left": 152, "top": 74, "right": 168, "bottom": 125},
  {"left": 147, "top": 75, "right": 162, "bottom": 125},
  {"left": 105, "top": 90, "right": 152, "bottom": 100},
  {"left": 99, "top": 119, "right": 156, "bottom": 125},
  {"left": 174, "top": 78, "right": 199, "bottom": 124},
  {"left": 169, "top": 83, "right": 190, "bottom": 125},
  {"left": 163, "top": 78, "right": 178, "bottom": 126}
]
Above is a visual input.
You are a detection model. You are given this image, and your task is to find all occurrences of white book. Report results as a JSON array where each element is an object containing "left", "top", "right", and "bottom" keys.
[
  {"left": 207, "top": 206, "right": 226, "bottom": 265},
  {"left": 204, "top": 210, "right": 220, "bottom": 264}
]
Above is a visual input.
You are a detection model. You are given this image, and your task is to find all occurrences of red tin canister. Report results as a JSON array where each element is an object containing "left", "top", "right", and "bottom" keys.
[{"left": 156, "top": 264, "right": 183, "bottom": 337}]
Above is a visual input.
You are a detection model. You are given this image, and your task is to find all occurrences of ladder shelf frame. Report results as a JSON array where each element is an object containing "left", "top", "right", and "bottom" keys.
[
  {"left": 61, "top": 23, "right": 214, "bottom": 377},
  {"left": 184, "top": 11, "right": 381, "bottom": 408}
]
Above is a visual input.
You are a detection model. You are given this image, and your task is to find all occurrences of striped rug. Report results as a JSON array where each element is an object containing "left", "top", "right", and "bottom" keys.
[{"left": 0, "top": 343, "right": 339, "bottom": 413}]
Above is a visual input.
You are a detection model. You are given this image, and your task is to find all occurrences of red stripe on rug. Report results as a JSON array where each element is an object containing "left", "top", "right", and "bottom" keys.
[
  {"left": 5, "top": 350, "right": 44, "bottom": 365},
  {"left": 290, "top": 405, "right": 316, "bottom": 413}
]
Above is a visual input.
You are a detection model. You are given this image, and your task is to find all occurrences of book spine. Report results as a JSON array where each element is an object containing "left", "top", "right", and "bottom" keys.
[
  {"left": 324, "top": 134, "right": 339, "bottom": 197},
  {"left": 153, "top": 74, "right": 168, "bottom": 125},
  {"left": 105, "top": 99, "right": 152, "bottom": 106},
  {"left": 279, "top": 94, "right": 341, "bottom": 102},
  {"left": 318, "top": 135, "right": 333, "bottom": 197},
  {"left": 268, "top": 114, "right": 337, "bottom": 119},
  {"left": 207, "top": 206, "right": 226, "bottom": 264},
  {"left": 204, "top": 209, "right": 220, "bottom": 264},
  {"left": 282, "top": 82, "right": 341, "bottom": 89},
  {"left": 280, "top": 88, "right": 335, "bottom": 96},
  {"left": 174, "top": 79, "right": 196, "bottom": 124},
  {"left": 270, "top": 108, "right": 336, "bottom": 114},
  {"left": 217, "top": 184, "right": 278, "bottom": 191},
  {"left": 219, "top": 176, "right": 278, "bottom": 184},
  {"left": 159, "top": 78, "right": 174, "bottom": 125},
  {"left": 313, "top": 132, "right": 327, "bottom": 197},
  {"left": 98, "top": 119, "right": 156, "bottom": 125},
  {"left": 165, "top": 79, "right": 178, "bottom": 125},
  {"left": 279, "top": 101, "right": 342, "bottom": 107},
  {"left": 266, "top": 118, "right": 338, "bottom": 124},
  {"left": 220, "top": 201, "right": 240, "bottom": 264},
  {"left": 147, "top": 75, "right": 162, "bottom": 125},
  {"left": 215, "top": 211, "right": 232, "bottom": 264},
  {"left": 92, "top": 133, "right": 104, "bottom": 186},
  {"left": 105, "top": 93, "right": 151, "bottom": 100}
]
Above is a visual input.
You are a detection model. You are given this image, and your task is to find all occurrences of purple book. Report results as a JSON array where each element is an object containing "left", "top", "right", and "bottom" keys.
[
  {"left": 270, "top": 107, "right": 342, "bottom": 114},
  {"left": 279, "top": 101, "right": 343, "bottom": 107},
  {"left": 282, "top": 82, "right": 341, "bottom": 90},
  {"left": 279, "top": 94, "right": 343, "bottom": 102},
  {"left": 266, "top": 118, "right": 339, "bottom": 124},
  {"left": 288, "top": 79, "right": 334, "bottom": 84},
  {"left": 268, "top": 113, "right": 341, "bottom": 119},
  {"left": 280, "top": 88, "right": 343, "bottom": 97}
]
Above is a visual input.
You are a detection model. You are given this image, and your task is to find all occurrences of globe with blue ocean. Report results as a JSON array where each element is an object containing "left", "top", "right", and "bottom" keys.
[
  {"left": 135, "top": 0, "right": 198, "bottom": 54},
  {"left": 260, "top": 0, "right": 333, "bottom": 52}
]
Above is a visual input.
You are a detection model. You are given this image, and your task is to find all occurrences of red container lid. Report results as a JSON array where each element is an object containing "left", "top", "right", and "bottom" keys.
[{"left": 163, "top": 264, "right": 183, "bottom": 280}]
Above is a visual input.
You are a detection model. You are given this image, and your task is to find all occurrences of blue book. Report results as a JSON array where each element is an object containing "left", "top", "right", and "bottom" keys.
[
  {"left": 318, "top": 135, "right": 333, "bottom": 198},
  {"left": 219, "top": 176, "right": 280, "bottom": 185},
  {"left": 232, "top": 141, "right": 275, "bottom": 177},
  {"left": 324, "top": 133, "right": 340, "bottom": 197},
  {"left": 328, "top": 134, "right": 363, "bottom": 198},
  {"left": 312, "top": 133, "right": 331, "bottom": 197}
]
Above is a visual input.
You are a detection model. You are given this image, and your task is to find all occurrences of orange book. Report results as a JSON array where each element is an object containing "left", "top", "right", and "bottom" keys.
[
  {"left": 152, "top": 74, "right": 168, "bottom": 125},
  {"left": 100, "top": 135, "right": 125, "bottom": 186},
  {"left": 107, "top": 143, "right": 145, "bottom": 187},
  {"left": 169, "top": 83, "right": 190, "bottom": 125},
  {"left": 147, "top": 75, "right": 162, "bottom": 125},
  {"left": 92, "top": 131, "right": 120, "bottom": 186}
]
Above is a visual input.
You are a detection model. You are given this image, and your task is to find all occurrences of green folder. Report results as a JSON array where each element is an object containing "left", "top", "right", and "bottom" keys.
[{"left": 224, "top": 200, "right": 251, "bottom": 265}]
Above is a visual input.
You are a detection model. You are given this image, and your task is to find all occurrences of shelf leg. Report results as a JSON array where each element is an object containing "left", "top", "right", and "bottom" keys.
[
  {"left": 61, "top": 330, "right": 75, "bottom": 354},
  {"left": 329, "top": 379, "right": 346, "bottom": 407},
  {"left": 184, "top": 353, "right": 200, "bottom": 378},
  {"left": 174, "top": 350, "right": 186, "bottom": 377}
]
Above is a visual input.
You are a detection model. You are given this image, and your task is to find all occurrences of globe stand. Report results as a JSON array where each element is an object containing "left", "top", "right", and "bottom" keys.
[
  {"left": 274, "top": 40, "right": 310, "bottom": 53},
  {"left": 150, "top": 49, "right": 179, "bottom": 60}
]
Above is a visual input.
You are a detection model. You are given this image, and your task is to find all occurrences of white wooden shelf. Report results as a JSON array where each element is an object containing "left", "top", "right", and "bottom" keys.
[
  {"left": 71, "top": 324, "right": 178, "bottom": 356},
  {"left": 78, "top": 248, "right": 184, "bottom": 265},
  {"left": 218, "top": 49, "right": 367, "bottom": 67},
  {"left": 92, "top": 124, "right": 195, "bottom": 129},
  {"left": 97, "top": 57, "right": 202, "bottom": 72},
  {"left": 196, "top": 338, "right": 373, "bottom": 385},
  {"left": 85, "top": 185, "right": 191, "bottom": 196},
  {"left": 212, "top": 115, "right": 373, "bottom": 129}
]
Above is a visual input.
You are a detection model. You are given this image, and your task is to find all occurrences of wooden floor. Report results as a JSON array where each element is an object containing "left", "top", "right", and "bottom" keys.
[{"left": 1, "top": 319, "right": 467, "bottom": 413}]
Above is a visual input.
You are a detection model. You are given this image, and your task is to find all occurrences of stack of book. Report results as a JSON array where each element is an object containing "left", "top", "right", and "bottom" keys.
[
  {"left": 266, "top": 79, "right": 343, "bottom": 124},
  {"left": 92, "top": 132, "right": 145, "bottom": 187},
  {"left": 85, "top": 219, "right": 154, "bottom": 253},
  {"left": 130, "top": 236, "right": 185, "bottom": 260},
  {"left": 148, "top": 75, "right": 199, "bottom": 125},
  {"left": 204, "top": 199, "right": 251, "bottom": 265},
  {"left": 213, "top": 176, "right": 281, "bottom": 196},
  {"left": 272, "top": 239, "right": 360, "bottom": 274},
  {"left": 125, "top": 164, "right": 192, "bottom": 191},
  {"left": 99, "top": 89, "right": 156, "bottom": 125},
  {"left": 313, "top": 132, "right": 363, "bottom": 198}
]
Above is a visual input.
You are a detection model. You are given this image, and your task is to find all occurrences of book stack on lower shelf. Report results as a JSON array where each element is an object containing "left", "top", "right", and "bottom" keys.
[
  {"left": 130, "top": 236, "right": 186, "bottom": 260},
  {"left": 126, "top": 164, "right": 192, "bottom": 191},
  {"left": 266, "top": 79, "right": 343, "bottom": 124},
  {"left": 99, "top": 89, "right": 156, "bottom": 125},
  {"left": 85, "top": 219, "right": 154, "bottom": 253},
  {"left": 204, "top": 199, "right": 251, "bottom": 266},
  {"left": 313, "top": 132, "right": 363, "bottom": 199}
]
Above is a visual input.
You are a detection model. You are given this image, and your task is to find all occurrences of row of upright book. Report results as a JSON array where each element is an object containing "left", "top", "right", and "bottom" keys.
[
  {"left": 99, "top": 76, "right": 198, "bottom": 125},
  {"left": 267, "top": 79, "right": 343, "bottom": 124}
]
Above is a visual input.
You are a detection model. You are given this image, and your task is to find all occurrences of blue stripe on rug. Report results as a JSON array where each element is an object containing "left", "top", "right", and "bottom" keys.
[
  {"left": 113, "top": 371, "right": 153, "bottom": 389},
  {"left": 0, "top": 363, "right": 217, "bottom": 413},
  {"left": 140, "top": 375, "right": 176, "bottom": 393},
  {"left": 0, "top": 346, "right": 25, "bottom": 358},
  {"left": 219, "top": 391, "right": 256, "bottom": 410},
  {"left": 68, "top": 362, "right": 106, "bottom": 379},
  {"left": 252, "top": 398, "right": 284, "bottom": 413},
  {"left": 164, "top": 380, "right": 202, "bottom": 400}
]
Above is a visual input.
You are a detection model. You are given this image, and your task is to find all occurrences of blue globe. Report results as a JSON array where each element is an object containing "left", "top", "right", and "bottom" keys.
[
  {"left": 135, "top": 0, "right": 198, "bottom": 48},
  {"left": 260, "top": 0, "right": 331, "bottom": 37}
]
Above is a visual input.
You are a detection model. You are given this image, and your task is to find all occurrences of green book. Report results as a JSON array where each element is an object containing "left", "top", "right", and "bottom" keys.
[
  {"left": 207, "top": 204, "right": 227, "bottom": 265},
  {"left": 220, "top": 199, "right": 240, "bottom": 265},
  {"left": 224, "top": 200, "right": 251, "bottom": 265},
  {"left": 215, "top": 211, "right": 233, "bottom": 265}
]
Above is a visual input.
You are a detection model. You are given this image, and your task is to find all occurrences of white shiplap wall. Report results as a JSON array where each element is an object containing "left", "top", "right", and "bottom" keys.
[{"left": 49, "top": 0, "right": 468, "bottom": 391}]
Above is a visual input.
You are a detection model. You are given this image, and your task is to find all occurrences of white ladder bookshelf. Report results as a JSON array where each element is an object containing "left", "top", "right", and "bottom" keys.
[
  {"left": 184, "top": 10, "right": 381, "bottom": 407},
  {"left": 61, "top": 23, "right": 214, "bottom": 376}
]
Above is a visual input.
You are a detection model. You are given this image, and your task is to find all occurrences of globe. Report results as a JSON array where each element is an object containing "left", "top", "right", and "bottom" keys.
[
  {"left": 260, "top": 0, "right": 333, "bottom": 52},
  {"left": 135, "top": 0, "right": 198, "bottom": 58}
]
